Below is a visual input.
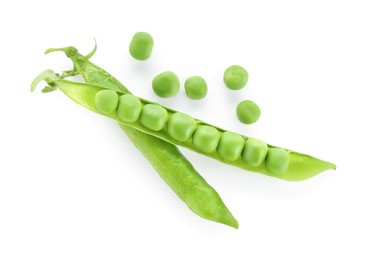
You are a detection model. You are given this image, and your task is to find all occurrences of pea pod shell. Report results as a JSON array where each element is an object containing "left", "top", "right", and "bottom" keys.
[
  {"left": 54, "top": 79, "right": 335, "bottom": 181},
  {"left": 38, "top": 47, "right": 239, "bottom": 228}
]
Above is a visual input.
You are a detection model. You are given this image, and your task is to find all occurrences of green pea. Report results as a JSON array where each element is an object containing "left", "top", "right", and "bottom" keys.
[
  {"left": 236, "top": 100, "right": 261, "bottom": 124},
  {"left": 152, "top": 71, "right": 180, "bottom": 98},
  {"left": 94, "top": 90, "right": 119, "bottom": 114},
  {"left": 129, "top": 32, "right": 154, "bottom": 61},
  {"left": 223, "top": 65, "right": 249, "bottom": 90},
  {"left": 167, "top": 112, "right": 197, "bottom": 142},
  {"left": 192, "top": 125, "right": 220, "bottom": 153},
  {"left": 117, "top": 94, "right": 142, "bottom": 122},
  {"left": 242, "top": 138, "right": 268, "bottom": 167},
  {"left": 266, "top": 148, "right": 290, "bottom": 174},
  {"left": 184, "top": 76, "right": 208, "bottom": 100},
  {"left": 139, "top": 104, "right": 168, "bottom": 131},
  {"left": 217, "top": 132, "right": 245, "bottom": 161}
]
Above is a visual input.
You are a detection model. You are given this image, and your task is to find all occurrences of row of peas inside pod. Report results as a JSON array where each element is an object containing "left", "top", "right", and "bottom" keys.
[{"left": 95, "top": 90, "right": 290, "bottom": 175}]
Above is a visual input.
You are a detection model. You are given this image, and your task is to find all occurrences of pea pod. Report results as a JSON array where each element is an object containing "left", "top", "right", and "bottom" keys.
[
  {"left": 33, "top": 73, "right": 335, "bottom": 182},
  {"left": 34, "top": 46, "right": 238, "bottom": 228}
]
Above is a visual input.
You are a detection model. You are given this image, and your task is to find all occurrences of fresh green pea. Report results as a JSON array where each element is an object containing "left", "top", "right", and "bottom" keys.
[
  {"left": 192, "top": 125, "right": 220, "bottom": 153},
  {"left": 236, "top": 100, "right": 261, "bottom": 124},
  {"left": 152, "top": 71, "right": 180, "bottom": 98},
  {"left": 184, "top": 76, "right": 208, "bottom": 100},
  {"left": 117, "top": 94, "right": 142, "bottom": 122},
  {"left": 129, "top": 32, "right": 154, "bottom": 61},
  {"left": 139, "top": 104, "right": 168, "bottom": 131},
  {"left": 167, "top": 112, "right": 197, "bottom": 142},
  {"left": 266, "top": 148, "right": 290, "bottom": 174},
  {"left": 94, "top": 90, "right": 119, "bottom": 114},
  {"left": 242, "top": 138, "right": 268, "bottom": 167},
  {"left": 217, "top": 132, "right": 245, "bottom": 161},
  {"left": 223, "top": 65, "right": 249, "bottom": 90}
]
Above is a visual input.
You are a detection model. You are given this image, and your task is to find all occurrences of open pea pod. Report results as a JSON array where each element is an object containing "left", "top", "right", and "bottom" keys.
[{"left": 33, "top": 72, "right": 335, "bottom": 181}]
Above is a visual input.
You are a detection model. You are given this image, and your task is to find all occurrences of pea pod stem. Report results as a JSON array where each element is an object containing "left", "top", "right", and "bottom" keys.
[
  {"left": 34, "top": 46, "right": 239, "bottom": 229},
  {"left": 36, "top": 74, "right": 335, "bottom": 182},
  {"left": 30, "top": 70, "right": 59, "bottom": 92}
]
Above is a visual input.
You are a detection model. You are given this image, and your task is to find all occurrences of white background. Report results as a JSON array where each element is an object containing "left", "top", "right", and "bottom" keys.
[{"left": 1, "top": 0, "right": 364, "bottom": 259}]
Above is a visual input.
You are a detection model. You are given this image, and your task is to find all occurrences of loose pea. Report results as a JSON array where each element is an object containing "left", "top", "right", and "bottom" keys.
[
  {"left": 117, "top": 94, "right": 142, "bottom": 122},
  {"left": 94, "top": 90, "right": 119, "bottom": 114},
  {"left": 242, "top": 138, "right": 268, "bottom": 167},
  {"left": 129, "top": 32, "right": 154, "bottom": 61},
  {"left": 152, "top": 71, "right": 180, "bottom": 98},
  {"left": 184, "top": 76, "right": 208, "bottom": 100},
  {"left": 192, "top": 125, "right": 220, "bottom": 154},
  {"left": 217, "top": 132, "right": 245, "bottom": 161},
  {"left": 223, "top": 65, "right": 249, "bottom": 90},
  {"left": 139, "top": 104, "right": 168, "bottom": 131},
  {"left": 167, "top": 112, "right": 197, "bottom": 142},
  {"left": 266, "top": 148, "right": 290, "bottom": 174},
  {"left": 236, "top": 100, "right": 261, "bottom": 124}
]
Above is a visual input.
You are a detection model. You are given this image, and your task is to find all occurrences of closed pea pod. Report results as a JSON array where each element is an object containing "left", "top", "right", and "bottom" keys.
[
  {"left": 38, "top": 47, "right": 239, "bottom": 228},
  {"left": 122, "top": 124, "right": 238, "bottom": 229},
  {"left": 117, "top": 94, "right": 142, "bottom": 122}
]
